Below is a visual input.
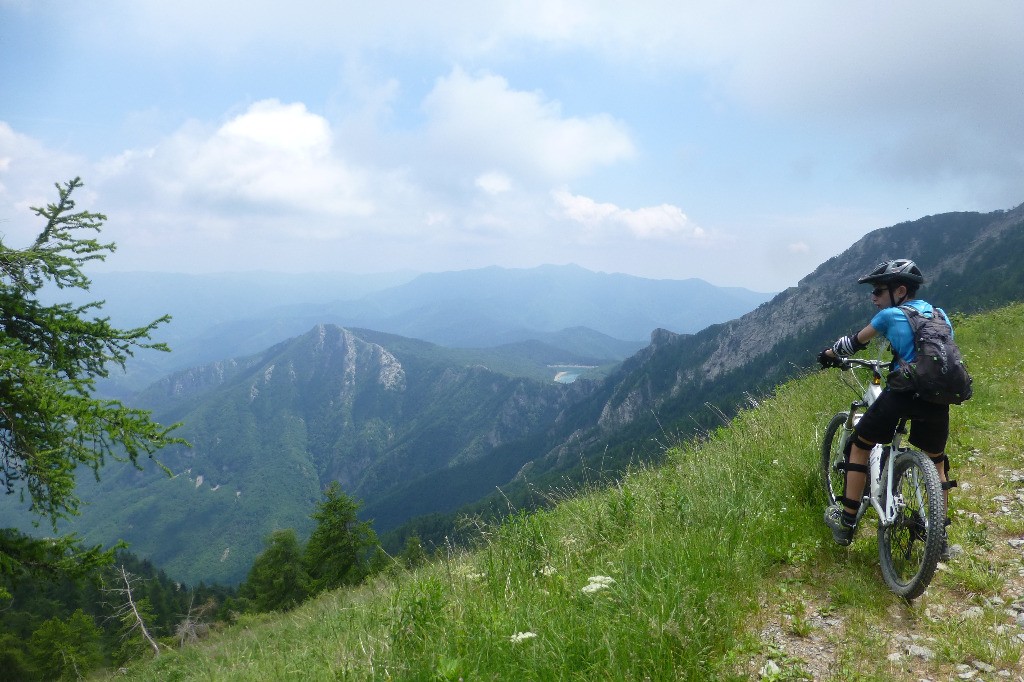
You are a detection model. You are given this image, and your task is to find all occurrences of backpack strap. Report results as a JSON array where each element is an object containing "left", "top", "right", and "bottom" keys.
[
  {"left": 892, "top": 305, "right": 923, "bottom": 365},
  {"left": 932, "top": 307, "right": 955, "bottom": 334}
]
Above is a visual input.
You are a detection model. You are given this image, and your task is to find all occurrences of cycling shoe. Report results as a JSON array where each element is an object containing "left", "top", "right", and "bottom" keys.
[{"left": 824, "top": 504, "right": 855, "bottom": 546}]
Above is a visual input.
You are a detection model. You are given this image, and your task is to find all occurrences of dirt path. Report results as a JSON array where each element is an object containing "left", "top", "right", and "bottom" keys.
[{"left": 745, "top": 464, "right": 1024, "bottom": 681}]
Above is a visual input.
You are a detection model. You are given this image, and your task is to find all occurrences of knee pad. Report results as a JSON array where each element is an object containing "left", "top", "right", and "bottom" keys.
[{"left": 850, "top": 434, "right": 874, "bottom": 451}]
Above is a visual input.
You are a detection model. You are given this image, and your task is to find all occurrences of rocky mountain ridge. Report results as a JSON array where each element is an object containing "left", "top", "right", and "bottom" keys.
[
  {"left": 387, "top": 203, "right": 1024, "bottom": 547},
  {"left": 581, "top": 203, "right": 1024, "bottom": 434},
  {"left": 33, "top": 323, "right": 597, "bottom": 584}
]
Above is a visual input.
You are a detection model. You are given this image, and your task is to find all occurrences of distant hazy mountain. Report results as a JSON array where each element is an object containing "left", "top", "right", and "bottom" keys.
[
  {"left": 63, "top": 270, "right": 419, "bottom": 335},
  {"left": 67, "top": 265, "right": 773, "bottom": 393},
  {"left": 308, "top": 264, "right": 773, "bottom": 345}
]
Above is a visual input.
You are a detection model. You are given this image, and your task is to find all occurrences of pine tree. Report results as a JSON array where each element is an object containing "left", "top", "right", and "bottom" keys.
[
  {"left": 303, "top": 482, "right": 378, "bottom": 593},
  {"left": 241, "top": 529, "right": 309, "bottom": 612},
  {"left": 0, "top": 178, "right": 185, "bottom": 596},
  {"left": 27, "top": 609, "right": 104, "bottom": 679},
  {"left": 0, "top": 632, "right": 32, "bottom": 680},
  {"left": 401, "top": 532, "right": 428, "bottom": 569}
]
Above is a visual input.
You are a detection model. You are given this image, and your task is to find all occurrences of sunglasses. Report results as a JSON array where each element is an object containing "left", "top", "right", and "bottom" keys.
[{"left": 871, "top": 288, "right": 888, "bottom": 297}]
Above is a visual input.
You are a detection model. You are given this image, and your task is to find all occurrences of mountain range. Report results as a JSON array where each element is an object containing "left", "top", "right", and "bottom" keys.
[
  {"left": 393, "top": 204, "right": 1024, "bottom": 545},
  {"left": 10, "top": 203, "right": 1024, "bottom": 585},
  {"left": 67, "top": 265, "right": 773, "bottom": 396}
]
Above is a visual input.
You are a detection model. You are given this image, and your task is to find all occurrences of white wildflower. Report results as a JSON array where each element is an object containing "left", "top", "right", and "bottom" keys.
[
  {"left": 582, "top": 575, "right": 616, "bottom": 593},
  {"left": 455, "top": 564, "right": 486, "bottom": 580},
  {"left": 509, "top": 631, "right": 537, "bottom": 644},
  {"left": 539, "top": 565, "right": 557, "bottom": 577}
]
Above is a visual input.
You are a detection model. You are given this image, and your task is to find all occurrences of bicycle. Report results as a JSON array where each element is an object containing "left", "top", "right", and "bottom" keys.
[{"left": 820, "top": 358, "right": 945, "bottom": 599}]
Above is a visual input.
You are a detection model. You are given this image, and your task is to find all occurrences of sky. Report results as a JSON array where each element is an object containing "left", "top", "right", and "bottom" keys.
[{"left": 1, "top": 1, "right": 1022, "bottom": 291}]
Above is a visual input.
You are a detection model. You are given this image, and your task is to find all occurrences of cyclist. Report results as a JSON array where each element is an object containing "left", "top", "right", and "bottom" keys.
[{"left": 817, "top": 259, "right": 955, "bottom": 554}]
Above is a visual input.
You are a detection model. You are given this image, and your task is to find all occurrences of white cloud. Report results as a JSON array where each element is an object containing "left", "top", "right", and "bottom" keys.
[
  {"left": 1, "top": 78, "right": 643, "bottom": 273},
  {"left": 0, "top": 123, "right": 85, "bottom": 242},
  {"left": 219, "top": 101, "right": 331, "bottom": 152},
  {"left": 475, "top": 171, "right": 512, "bottom": 195},
  {"left": 87, "top": 100, "right": 378, "bottom": 234},
  {"left": 76, "top": 1, "right": 1016, "bottom": 212},
  {"left": 787, "top": 241, "right": 810, "bottom": 254},
  {"left": 552, "top": 189, "right": 707, "bottom": 241},
  {"left": 422, "top": 68, "right": 634, "bottom": 183},
  {"left": 175, "top": 100, "right": 374, "bottom": 217}
]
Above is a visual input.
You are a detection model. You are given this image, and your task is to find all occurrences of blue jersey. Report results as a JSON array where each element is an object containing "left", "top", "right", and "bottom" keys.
[{"left": 870, "top": 299, "right": 952, "bottom": 363}]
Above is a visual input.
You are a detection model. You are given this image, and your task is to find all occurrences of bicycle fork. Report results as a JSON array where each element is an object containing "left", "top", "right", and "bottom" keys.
[{"left": 868, "top": 445, "right": 899, "bottom": 526}]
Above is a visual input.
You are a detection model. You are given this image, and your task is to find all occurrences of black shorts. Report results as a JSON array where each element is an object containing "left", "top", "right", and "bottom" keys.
[{"left": 854, "top": 389, "right": 950, "bottom": 454}]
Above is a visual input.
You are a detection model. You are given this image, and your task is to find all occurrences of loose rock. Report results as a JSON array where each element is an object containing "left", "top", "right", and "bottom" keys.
[{"left": 907, "top": 644, "right": 935, "bottom": 661}]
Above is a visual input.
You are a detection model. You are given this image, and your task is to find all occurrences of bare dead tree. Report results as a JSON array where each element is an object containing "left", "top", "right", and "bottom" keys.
[
  {"left": 105, "top": 565, "right": 161, "bottom": 658},
  {"left": 174, "top": 595, "right": 214, "bottom": 647}
]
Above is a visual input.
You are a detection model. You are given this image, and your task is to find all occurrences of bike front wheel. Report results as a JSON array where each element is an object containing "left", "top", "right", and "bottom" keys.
[
  {"left": 877, "top": 450, "right": 945, "bottom": 600},
  {"left": 821, "top": 412, "right": 851, "bottom": 507}
]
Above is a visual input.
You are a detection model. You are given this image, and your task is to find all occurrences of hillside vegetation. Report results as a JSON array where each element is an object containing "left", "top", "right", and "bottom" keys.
[{"left": 112, "top": 303, "right": 1024, "bottom": 680}]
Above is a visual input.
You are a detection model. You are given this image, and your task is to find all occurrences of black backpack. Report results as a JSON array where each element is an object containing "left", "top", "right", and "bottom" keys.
[{"left": 887, "top": 305, "right": 973, "bottom": 404}]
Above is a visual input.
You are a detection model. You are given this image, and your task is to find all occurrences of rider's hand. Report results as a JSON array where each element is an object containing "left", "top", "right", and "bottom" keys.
[{"left": 817, "top": 348, "right": 843, "bottom": 369}]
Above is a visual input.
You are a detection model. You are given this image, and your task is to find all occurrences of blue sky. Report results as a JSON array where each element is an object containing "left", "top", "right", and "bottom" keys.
[{"left": 2, "top": 1, "right": 1022, "bottom": 291}]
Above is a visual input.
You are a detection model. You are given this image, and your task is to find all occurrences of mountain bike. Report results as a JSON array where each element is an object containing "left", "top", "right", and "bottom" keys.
[{"left": 821, "top": 358, "right": 945, "bottom": 599}]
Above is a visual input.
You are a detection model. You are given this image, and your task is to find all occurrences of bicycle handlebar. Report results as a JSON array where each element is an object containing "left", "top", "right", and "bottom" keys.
[{"left": 836, "top": 358, "right": 888, "bottom": 371}]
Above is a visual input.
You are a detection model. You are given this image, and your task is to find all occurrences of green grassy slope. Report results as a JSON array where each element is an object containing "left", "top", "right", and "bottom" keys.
[{"left": 111, "top": 304, "right": 1024, "bottom": 681}]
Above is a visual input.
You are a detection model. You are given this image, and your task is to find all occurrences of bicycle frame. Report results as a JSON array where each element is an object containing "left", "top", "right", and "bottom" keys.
[{"left": 837, "top": 358, "right": 906, "bottom": 528}]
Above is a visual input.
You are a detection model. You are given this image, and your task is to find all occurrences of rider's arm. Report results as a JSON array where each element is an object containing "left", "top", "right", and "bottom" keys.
[{"left": 824, "top": 324, "right": 877, "bottom": 359}]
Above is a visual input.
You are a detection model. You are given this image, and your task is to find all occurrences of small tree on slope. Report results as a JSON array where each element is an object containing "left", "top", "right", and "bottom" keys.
[
  {"left": 304, "top": 482, "right": 378, "bottom": 593},
  {"left": 242, "top": 528, "right": 309, "bottom": 612}
]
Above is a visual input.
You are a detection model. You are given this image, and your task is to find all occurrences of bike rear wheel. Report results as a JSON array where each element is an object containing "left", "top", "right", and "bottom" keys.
[
  {"left": 877, "top": 450, "right": 944, "bottom": 600},
  {"left": 821, "top": 412, "right": 851, "bottom": 506}
]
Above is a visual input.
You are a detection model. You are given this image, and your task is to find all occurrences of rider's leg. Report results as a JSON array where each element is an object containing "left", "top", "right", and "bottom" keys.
[
  {"left": 828, "top": 393, "right": 898, "bottom": 545},
  {"left": 926, "top": 452, "right": 956, "bottom": 507},
  {"left": 826, "top": 434, "right": 872, "bottom": 544},
  {"left": 842, "top": 437, "right": 872, "bottom": 518}
]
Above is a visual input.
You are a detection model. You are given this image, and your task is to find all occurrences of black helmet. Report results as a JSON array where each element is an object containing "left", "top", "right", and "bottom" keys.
[{"left": 857, "top": 259, "right": 924, "bottom": 286}]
